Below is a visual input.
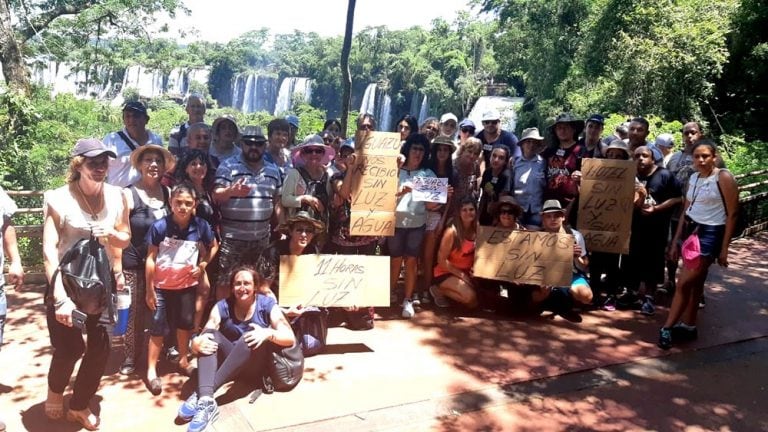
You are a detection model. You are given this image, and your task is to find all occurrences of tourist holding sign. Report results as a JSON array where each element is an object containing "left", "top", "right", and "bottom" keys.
[
  {"left": 390, "top": 134, "right": 439, "bottom": 319},
  {"left": 419, "top": 135, "right": 456, "bottom": 304}
]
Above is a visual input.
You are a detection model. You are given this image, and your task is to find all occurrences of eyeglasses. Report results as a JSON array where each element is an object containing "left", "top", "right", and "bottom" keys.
[
  {"left": 242, "top": 140, "right": 266, "bottom": 147},
  {"left": 359, "top": 124, "right": 373, "bottom": 131},
  {"left": 425, "top": 126, "right": 438, "bottom": 132},
  {"left": 293, "top": 227, "right": 315, "bottom": 235},
  {"left": 301, "top": 147, "right": 325, "bottom": 155},
  {"left": 482, "top": 120, "right": 500, "bottom": 125},
  {"left": 499, "top": 207, "right": 515, "bottom": 215},
  {"left": 460, "top": 127, "right": 475, "bottom": 133}
]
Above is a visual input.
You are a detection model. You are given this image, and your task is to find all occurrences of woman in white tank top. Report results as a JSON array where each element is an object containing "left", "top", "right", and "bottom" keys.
[{"left": 658, "top": 140, "right": 739, "bottom": 350}]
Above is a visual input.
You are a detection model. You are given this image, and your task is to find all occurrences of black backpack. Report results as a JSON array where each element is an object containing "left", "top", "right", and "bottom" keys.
[
  {"left": 264, "top": 333, "right": 305, "bottom": 393},
  {"left": 47, "top": 235, "right": 117, "bottom": 323},
  {"left": 297, "top": 167, "right": 329, "bottom": 226}
]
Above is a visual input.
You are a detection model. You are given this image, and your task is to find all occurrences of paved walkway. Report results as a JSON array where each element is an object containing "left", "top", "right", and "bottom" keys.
[{"left": 1, "top": 233, "right": 766, "bottom": 431}]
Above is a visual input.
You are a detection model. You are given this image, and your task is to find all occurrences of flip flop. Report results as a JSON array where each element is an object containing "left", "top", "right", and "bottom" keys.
[{"left": 66, "top": 408, "right": 100, "bottom": 431}]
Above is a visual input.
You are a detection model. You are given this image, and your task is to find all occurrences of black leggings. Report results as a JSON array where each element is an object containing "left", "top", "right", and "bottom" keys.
[
  {"left": 197, "top": 330, "right": 270, "bottom": 398},
  {"left": 46, "top": 304, "right": 111, "bottom": 411}
]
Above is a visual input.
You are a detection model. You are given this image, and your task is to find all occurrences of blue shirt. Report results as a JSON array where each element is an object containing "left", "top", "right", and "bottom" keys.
[
  {"left": 477, "top": 129, "right": 521, "bottom": 167},
  {"left": 512, "top": 154, "right": 546, "bottom": 213}
]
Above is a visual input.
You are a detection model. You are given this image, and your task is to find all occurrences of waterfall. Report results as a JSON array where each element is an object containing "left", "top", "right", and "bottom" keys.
[
  {"left": 467, "top": 96, "right": 526, "bottom": 132},
  {"left": 242, "top": 74, "right": 256, "bottom": 112},
  {"left": 360, "top": 83, "right": 377, "bottom": 115},
  {"left": 274, "top": 77, "right": 312, "bottom": 115},
  {"left": 418, "top": 94, "right": 429, "bottom": 124},
  {"left": 378, "top": 94, "right": 392, "bottom": 132},
  {"left": 122, "top": 65, "right": 165, "bottom": 98}
]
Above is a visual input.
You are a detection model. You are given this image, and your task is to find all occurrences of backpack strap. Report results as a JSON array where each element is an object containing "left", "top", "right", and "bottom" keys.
[
  {"left": 117, "top": 131, "right": 137, "bottom": 151},
  {"left": 714, "top": 168, "right": 729, "bottom": 216}
]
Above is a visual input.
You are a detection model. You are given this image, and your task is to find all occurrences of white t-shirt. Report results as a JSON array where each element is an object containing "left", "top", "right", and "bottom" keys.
[{"left": 44, "top": 183, "right": 125, "bottom": 260}]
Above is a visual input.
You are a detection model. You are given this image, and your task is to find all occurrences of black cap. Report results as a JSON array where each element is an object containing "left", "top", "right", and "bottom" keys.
[{"left": 123, "top": 101, "right": 148, "bottom": 116}]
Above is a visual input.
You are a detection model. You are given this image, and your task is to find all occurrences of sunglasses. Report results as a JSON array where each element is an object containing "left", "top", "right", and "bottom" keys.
[
  {"left": 499, "top": 207, "right": 516, "bottom": 215},
  {"left": 460, "top": 127, "right": 475, "bottom": 133},
  {"left": 242, "top": 140, "right": 266, "bottom": 147},
  {"left": 293, "top": 226, "right": 315, "bottom": 235},
  {"left": 301, "top": 147, "right": 325, "bottom": 155},
  {"left": 482, "top": 120, "right": 500, "bottom": 125},
  {"left": 359, "top": 124, "right": 374, "bottom": 131}
]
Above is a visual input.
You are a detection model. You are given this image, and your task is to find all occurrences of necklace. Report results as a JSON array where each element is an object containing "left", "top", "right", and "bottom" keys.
[{"left": 76, "top": 182, "right": 104, "bottom": 220}]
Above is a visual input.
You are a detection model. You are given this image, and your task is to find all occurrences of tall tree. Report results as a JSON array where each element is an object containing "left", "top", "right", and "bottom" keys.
[
  {"left": 340, "top": 0, "right": 356, "bottom": 134},
  {"left": 0, "top": 0, "right": 185, "bottom": 93}
]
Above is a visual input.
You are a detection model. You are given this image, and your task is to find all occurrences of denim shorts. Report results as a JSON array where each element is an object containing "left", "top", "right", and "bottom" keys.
[
  {"left": 684, "top": 218, "right": 725, "bottom": 258},
  {"left": 149, "top": 286, "right": 196, "bottom": 336},
  {"left": 387, "top": 225, "right": 426, "bottom": 257}
]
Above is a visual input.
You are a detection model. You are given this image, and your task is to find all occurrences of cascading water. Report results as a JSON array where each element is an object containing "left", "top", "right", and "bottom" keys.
[
  {"left": 229, "top": 73, "right": 278, "bottom": 113},
  {"left": 378, "top": 94, "right": 392, "bottom": 132},
  {"left": 360, "top": 83, "right": 377, "bottom": 116},
  {"left": 418, "top": 94, "right": 429, "bottom": 125},
  {"left": 274, "top": 77, "right": 312, "bottom": 115}
]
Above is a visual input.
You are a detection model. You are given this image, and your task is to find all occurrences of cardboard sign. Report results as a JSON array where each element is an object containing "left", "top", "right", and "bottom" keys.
[
  {"left": 412, "top": 177, "right": 449, "bottom": 203},
  {"left": 279, "top": 255, "right": 390, "bottom": 307},
  {"left": 348, "top": 132, "right": 402, "bottom": 236},
  {"left": 473, "top": 226, "right": 573, "bottom": 287},
  {"left": 577, "top": 159, "right": 637, "bottom": 254}
]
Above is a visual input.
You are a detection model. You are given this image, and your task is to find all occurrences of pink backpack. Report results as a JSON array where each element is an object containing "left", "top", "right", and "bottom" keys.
[{"left": 681, "top": 232, "right": 701, "bottom": 269}]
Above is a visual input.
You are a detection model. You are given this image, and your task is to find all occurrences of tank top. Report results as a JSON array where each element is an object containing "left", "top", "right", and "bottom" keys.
[
  {"left": 123, "top": 185, "right": 169, "bottom": 269},
  {"left": 685, "top": 171, "right": 727, "bottom": 226},
  {"left": 216, "top": 294, "right": 276, "bottom": 342},
  {"left": 433, "top": 237, "right": 475, "bottom": 278}
]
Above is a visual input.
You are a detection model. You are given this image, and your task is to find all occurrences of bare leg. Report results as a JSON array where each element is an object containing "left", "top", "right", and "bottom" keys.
[
  {"left": 390, "top": 257, "right": 403, "bottom": 294},
  {"left": 404, "top": 257, "right": 419, "bottom": 299},
  {"left": 194, "top": 273, "right": 211, "bottom": 331},
  {"left": 681, "top": 260, "right": 712, "bottom": 325},
  {"left": 663, "top": 264, "right": 704, "bottom": 328},
  {"left": 146, "top": 335, "right": 162, "bottom": 382},
  {"left": 176, "top": 329, "right": 192, "bottom": 370},
  {"left": 570, "top": 282, "right": 593, "bottom": 305},
  {"left": 437, "top": 277, "right": 478, "bottom": 308}
]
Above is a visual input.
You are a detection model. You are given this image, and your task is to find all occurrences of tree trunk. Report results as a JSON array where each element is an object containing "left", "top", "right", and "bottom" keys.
[
  {"left": 0, "top": 0, "right": 30, "bottom": 93},
  {"left": 340, "top": 0, "right": 356, "bottom": 136}
]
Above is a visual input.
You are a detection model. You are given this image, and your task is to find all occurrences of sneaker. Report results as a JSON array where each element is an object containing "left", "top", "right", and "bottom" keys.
[
  {"left": 119, "top": 357, "right": 136, "bottom": 375},
  {"left": 429, "top": 285, "right": 450, "bottom": 308},
  {"left": 698, "top": 295, "right": 706, "bottom": 309},
  {"left": 671, "top": 324, "right": 698, "bottom": 342},
  {"left": 616, "top": 289, "right": 637, "bottom": 310},
  {"left": 402, "top": 299, "right": 415, "bottom": 319},
  {"left": 178, "top": 392, "right": 198, "bottom": 422},
  {"left": 640, "top": 296, "right": 655, "bottom": 316},
  {"left": 188, "top": 396, "right": 219, "bottom": 432},
  {"left": 602, "top": 295, "right": 617, "bottom": 311},
  {"left": 420, "top": 290, "right": 431, "bottom": 305},
  {"left": 166, "top": 346, "right": 181, "bottom": 362},
  {"left": 658, "top": 327, "right": 672, "bottom": 350},
  {"left": 411, "top": 292, "right": 421, "bottom": 306}
]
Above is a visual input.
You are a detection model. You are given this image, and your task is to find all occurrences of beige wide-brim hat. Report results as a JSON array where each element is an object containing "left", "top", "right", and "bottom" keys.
[
  {"left": 129, "top": 144, "right": 176, "bottom": 172},
  {"left": 278, "top": 211, "right": 326, "bottom": 235}
]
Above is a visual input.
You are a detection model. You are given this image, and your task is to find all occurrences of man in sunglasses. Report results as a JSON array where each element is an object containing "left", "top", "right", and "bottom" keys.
[
  {"left": 476, "top": 109, "right": 520, "bottom": 171},
  {"left": 213, "top": 125, "right": 283, "bottom": 291}
]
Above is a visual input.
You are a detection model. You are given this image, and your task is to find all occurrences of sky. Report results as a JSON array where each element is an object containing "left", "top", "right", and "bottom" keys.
[{"left": 165, "top": 0, "right": 479, "bottom": 43}]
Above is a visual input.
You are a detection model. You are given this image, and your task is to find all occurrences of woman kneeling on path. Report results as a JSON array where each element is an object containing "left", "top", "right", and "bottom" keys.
[
  {"left": 178, "top": 265, "right": 295, "bottom": 432},
  {"left": 430, "top": 197, "right": 479, "bottom": 308}
]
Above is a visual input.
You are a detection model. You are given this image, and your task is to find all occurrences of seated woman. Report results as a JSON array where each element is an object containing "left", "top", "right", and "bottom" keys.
[
  {"left": 430, "top": 197, "right": 479, "bottom": 309},
  {"left": 178, "top": 265, "right": 294, "bottom": 432},
  {"left": 246, "top": 211, "right": 329, "bottom": 356}
]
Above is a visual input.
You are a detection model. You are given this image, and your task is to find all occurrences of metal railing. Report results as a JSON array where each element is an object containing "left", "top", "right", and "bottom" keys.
[{"left": 9, "top": 169, "right": 768, "bottom": 239}]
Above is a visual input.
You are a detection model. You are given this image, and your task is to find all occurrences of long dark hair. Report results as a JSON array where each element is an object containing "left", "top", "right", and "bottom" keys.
[
  {"left": 428, "top": 141, "right": 454, "bottom": 177},
  {"left": 400, "top": 133, "right": 431, "bottom": 170},
  {"left": 395, "top": 114, "right": 419, "bottom": 137},
  {"left": 449, "top": 196, "right": 478, "bottom": 251},
  {"left": 173, "top": 149, "right": 213, "bottom": 189}
]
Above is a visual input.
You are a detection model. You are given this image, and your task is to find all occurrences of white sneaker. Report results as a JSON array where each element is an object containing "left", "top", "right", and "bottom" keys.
[{"left": 402, "top": 299, "right": 415, "bottom": 319}]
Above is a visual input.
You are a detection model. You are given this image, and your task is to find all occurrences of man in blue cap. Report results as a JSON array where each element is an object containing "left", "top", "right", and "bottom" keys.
[
  {"left": 286, "top": 115, "right": 299, "bottom": 148},
  {"left": 579, "top": 114, "right": 605, "bottom": 158}
]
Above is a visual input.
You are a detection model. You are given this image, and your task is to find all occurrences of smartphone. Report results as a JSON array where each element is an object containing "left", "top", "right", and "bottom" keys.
[{"left": 71, "top": 309, "right": 87, "bottom": 329}]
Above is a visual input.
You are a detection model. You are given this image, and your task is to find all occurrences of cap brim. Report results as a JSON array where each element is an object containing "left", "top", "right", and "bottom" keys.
[{"left": 80, "top": 149, "right": 117, "bottom": 158}]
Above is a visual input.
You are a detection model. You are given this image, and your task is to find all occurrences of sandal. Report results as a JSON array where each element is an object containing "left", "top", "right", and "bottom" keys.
[
  {"left": 44, "top": 391, "right": 64, "bottom": 420},
  {"left": 66, "top": 408, "right": 100, "bottom": 431},
  {"left": 146, "top": 377, "right": 162, "bottom": 396}
]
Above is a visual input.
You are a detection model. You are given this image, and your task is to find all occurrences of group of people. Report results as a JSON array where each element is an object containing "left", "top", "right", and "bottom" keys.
[{"left": 1, "top": 94, "right": 736, "bottom": 431}]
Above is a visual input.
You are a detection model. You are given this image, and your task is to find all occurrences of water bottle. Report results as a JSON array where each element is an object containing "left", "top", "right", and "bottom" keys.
[{"left": 113, "top": 288, "right": 131, "bottom": 337}]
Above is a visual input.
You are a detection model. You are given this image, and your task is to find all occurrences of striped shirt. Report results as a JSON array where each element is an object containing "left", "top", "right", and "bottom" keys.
[{"left": 215, "top": 155, "right": 282, "bottom": 241}]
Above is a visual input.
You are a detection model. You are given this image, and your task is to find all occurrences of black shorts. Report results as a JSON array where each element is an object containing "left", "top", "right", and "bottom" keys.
[{"left": 149, "top": 286, "right": 196, "bottom": 336}]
